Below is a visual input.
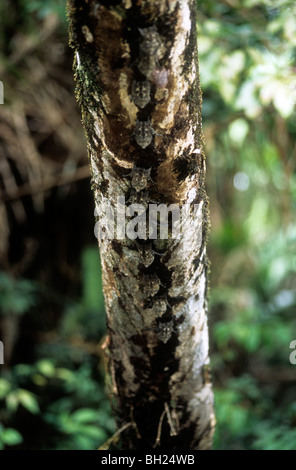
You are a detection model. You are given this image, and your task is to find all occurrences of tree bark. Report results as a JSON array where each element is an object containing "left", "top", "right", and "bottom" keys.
[{"left": 67, "top": 0, "right": 215, "bottom": 450}]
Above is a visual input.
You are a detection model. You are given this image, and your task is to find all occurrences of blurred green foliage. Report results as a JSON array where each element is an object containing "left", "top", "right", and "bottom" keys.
[
  {"left": 198, "top": 0, "right": 296, "bottom": 450},
  {"left": 0, "top": 273, "right": 37, "bottom": 316},
  {"left": 20, "top": 0, "right": 67, "bottom": 21},
  {"left": 0, "top": 0, "right": 295, "bottom": 450},
  {"left": 0, "top": 248, "right": 114, "bottom": 449}
]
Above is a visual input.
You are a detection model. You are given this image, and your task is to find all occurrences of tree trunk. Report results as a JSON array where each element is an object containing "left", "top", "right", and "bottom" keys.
[{"left": 67, "top": 0, "right": 215, "bottom": 450}]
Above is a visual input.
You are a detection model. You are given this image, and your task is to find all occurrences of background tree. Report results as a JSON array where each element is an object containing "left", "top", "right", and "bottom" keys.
[{"left": 67, "top": 0, "right": 215, "bottom": 450}]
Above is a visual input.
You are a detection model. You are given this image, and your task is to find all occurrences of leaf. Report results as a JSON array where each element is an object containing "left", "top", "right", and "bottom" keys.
[
  {"left": 0, "top": 272, "right": 36, "bottom": 316},
  {"left": 55, "top": 368, "right": 75, "bottom": 382},
  {"left": 36, "top": 359, "right": 55, "bottom": 377},
  {"left": 79, "top": 424, "right": 106, "bottom": 440},
  {"left": 71, "top": 408, "right": 99, "bottom": 424},
  {"left": 6, "top": 392, "right": 19, "bottom": 412},
  {"left": 1, "top": 428, "right": 23, "bottom": 446},
  {"left": 0, "top": 378, "right": 11, "bottom": 399},
  {"left": 229, "top": 119, "right": 249, "bottom": 147},
  {"left": 17, "top": 389, "right": 40, "bottom": 414}
]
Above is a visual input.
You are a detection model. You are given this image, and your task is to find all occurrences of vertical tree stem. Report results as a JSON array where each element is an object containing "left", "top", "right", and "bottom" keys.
[{"left": 68, "top": 0, "right": 215, "bottom": 449}]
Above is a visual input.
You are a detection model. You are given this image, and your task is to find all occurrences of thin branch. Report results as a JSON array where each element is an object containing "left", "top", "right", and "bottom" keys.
[
  {"left": 164, "top": 402, "right": 177, "bottom": 437},
  {"left": 98, "top": 422, "right": 133, "bottom": 450},
  {"left": 153, "top": 408, "right": 166, "bottom": 448}
]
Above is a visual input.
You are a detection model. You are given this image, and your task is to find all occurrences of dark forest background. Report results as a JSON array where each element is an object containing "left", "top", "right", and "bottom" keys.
[{"left": 0, "top": 0, "right": 295, "bottom": 450}]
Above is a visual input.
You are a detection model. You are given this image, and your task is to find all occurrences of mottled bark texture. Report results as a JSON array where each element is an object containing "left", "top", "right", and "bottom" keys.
[{"left": 68, "top": 0, "right": 215, "bottom": 450}]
